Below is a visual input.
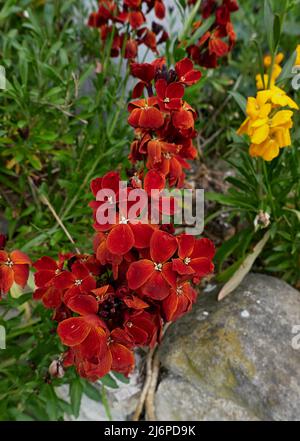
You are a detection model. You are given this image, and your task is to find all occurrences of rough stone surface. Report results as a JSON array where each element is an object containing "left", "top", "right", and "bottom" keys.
[{"left": 156, "top": 274, "right": 300, "bottom": 421}]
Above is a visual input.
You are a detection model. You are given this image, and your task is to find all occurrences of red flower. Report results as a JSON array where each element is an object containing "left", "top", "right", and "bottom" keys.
[
  {"left": 172, "top": 235, "right": 215, "bottom": 278},
  {"left": 208, "top": 30, "right": 229, "bottom": 57},
  {"left": 124, "top": 310, "right": 162, "bottom": 347},
  {"left": 127, "top": 230, "right": 177, "bottom": 300},
  {"left": 175, "top": 58, "right": 202, "bottom": 86},
  {"left": 58, "top": 315, "right": 134, "bottom": 380},
  {"left": 33, "top": 255, "right": 65, "bottom": 288},
  {"left": 0, "top": 250, "right": 31, "bottom": 296},
  {"left": 155, "top": 79, "right": 185, "bottom": 111},
  {"left": 162, "top": 281, "right": 197, "bottom": 322},
  {"left": 154, "top": 0, "right": 165, "bottom": 19},
  {"left": 128, "top": 97, "right": 164, "bottom": 129},
  {"left": 54, "top": 262, "right": 96, "bottom": 303}
]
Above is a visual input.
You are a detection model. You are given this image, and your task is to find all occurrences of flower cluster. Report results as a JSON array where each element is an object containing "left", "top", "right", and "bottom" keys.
[
  {"left": 31, "top": 57, "right": 215, "bottom": 382},
  {"left": 256, "top": 53, "right": 284, "bottom": 90},
  {"left": 0, "top": 234, "right": 31, "bottom": 300},
  {"left": 238, "top": 88, "right": 299, "bottom": 161},
  {"left": 186, "top": 0, "right": 239, "bottom": 68},
  {"left": 257, "top": 46, "right": 300, "bottom": 90},
  {"left": 128, "top": 57, "right": 201, "bottom": 187},
  {"left": 88, "top": 0, "right": 168, "bottom": 59}
]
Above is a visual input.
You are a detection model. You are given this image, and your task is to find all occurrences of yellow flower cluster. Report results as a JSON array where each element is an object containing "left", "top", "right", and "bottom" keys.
[
  {"left": 256, "top": 53, "right": 284, "bottom": 90},
  {"left": 238, "top": 88, "right": 299, "bottom": 161},
  {"left": 257, "top": 45, "right": 300, "bottom": 90}
]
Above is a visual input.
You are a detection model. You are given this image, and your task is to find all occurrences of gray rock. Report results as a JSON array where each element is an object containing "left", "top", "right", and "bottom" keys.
[{"left": 156, "top": 274, "right": 300, "bottom": 421}]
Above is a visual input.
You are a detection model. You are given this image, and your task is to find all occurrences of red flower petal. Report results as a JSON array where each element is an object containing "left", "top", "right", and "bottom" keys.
[
  {"left": 191, "top": 238, "right": 215, "bottom": 260},
  {"left": 175, "top": 57, "right": 193, "bottom": 77},
  {"left": 43, "top": 286, "right": 62, "bottom": 309},
  {"left": 10, "top": 250, "right": 31, "bottom": 265},
  {"left": 107, "top": 224, "right": 135, "bottom": 255},
  {"left": 184, "top": 70, "right": 202, "bottom": 85},
  {"left": 141, "top": 271, "right": 170, "bottom": 300},
  {"left": 139, "top": 107, "right": 164, "bottom": 129},
  {"left": 13, "top": 264, "right": 29, "bottom": 288},
  {"left": 127, "top": 259, "right": 154, "bottom": 290},
  {"left": 111, "top": 343, "right": 135, "bottom": 375},
  {"left": 54, "top": 271, "right": 74, "bottom": 289},
  {"left": 162, "top": 290, "right": 178, "bottom": 322},
  {"left": 177, "top": 234, "right": 195, "bottom": 259},
  {"left": 191, "top": 257, "right": 214, "bottom": 277},
  {"left": 162, "top": 261, "right": 178, "bottom": 287},
  {"left": 154, "top": 0, "right": 165, "bottom": 19},
  {"left": 0, "top": 265, "right": 14, "bottom": 294},
  {"left": 155, "top": 79, "right": 167, "bottom": 100},
  {"left": 57, "top": 317, "right": 91, "bottom": 346},
  {"left": 79, "top": 327, "right": 107, "bottom": 360},
  {"left": 34, "top": 270, "right": 55, "bottom": 288},
  {"left": 33, "top": 256, "right": 57, "bottom": 272},
  {"left": 166, "top": 82, "right": 185, "bottom": 100},
  {"left": 130, "top": 223, "right": 155, "bottom": 249},
  {"left": 144, "top": 169, "right": 165, "bottom": 195},
  {"left": 67, "top": 295, "right": 98, "bottom": 315},
  {"left": 150, "top": 230, "right": 177, "bottom": 263},
  {"left": 123, "top": 295, "right": 149, "bottom": 309}
]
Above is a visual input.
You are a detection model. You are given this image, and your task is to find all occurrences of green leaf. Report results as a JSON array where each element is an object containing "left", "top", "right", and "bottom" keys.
[
  {"left": 112, "top": 371, "right": 130, "bottom": 384},
  {"left": 264, "top": 0, "right": 274, "bottom": 53},
  {"left": 273, "top": 14, "right": 282, "bottom": 51},
  {"left": 83, "top": 382, "right": 102, "bottom": 403},
  {"left": 101, "top": 374, "right": 118, "bottom": 389},
  {"left": 70, "top": 379, "right": 83, "bottom": 418},
  {"left": 228, "top": 91, "right": 247, "bottom": 115}
]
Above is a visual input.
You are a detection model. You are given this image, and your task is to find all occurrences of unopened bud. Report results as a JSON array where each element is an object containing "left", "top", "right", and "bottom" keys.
[
  {"left": 254, "top": 211, "right": 271, "bottom": 231},
  {"left": 49, "top": 359, "right": 64, "bottom": 378}
]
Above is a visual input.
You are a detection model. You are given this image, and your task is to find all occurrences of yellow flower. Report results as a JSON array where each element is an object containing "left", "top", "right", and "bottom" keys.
[
  {"left": 249, "top": 110, "right": 293, "bottom": 144},
  {"left": 237, "top": 86, "right": 297, "bottom": 161},
  {"left": 264, "top": 53, "right": 284, "bottom": 68},
  {"left": 256, "top": 65, "right": 282, "bottom": 90},
  {"left": 268, "top": 86, "right": 299, "bottom": 110},
  {"left": 295, "top": 45, "right": 300, "bottom": 66},
  {"left": 257, "top": 53, "right": 284, "bottom": 90}
]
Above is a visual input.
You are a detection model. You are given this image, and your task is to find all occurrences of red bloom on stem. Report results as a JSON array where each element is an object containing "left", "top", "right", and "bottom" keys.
[
  {"left": 0, "top": 250, "right": 31, "bottom": 296},
  {"left": 124, "top": 310, "right": 162, "bottom": 347},
  {"left": 128, "top": 97, "right": 164, "bottom": 129},
  {"left": 175, "top": 58, "right": 202, "bottom": 86},
  {"left": 54, "top": 262, "right": 96, "bottom": 302},
  {"left": 127, "top": 230, "right": 177, "bottom": 300},
  {"left": 162, "top": 281, "right": 197, "bottom": 322},
  {"left": 172, "top": 235, "right": 215, "bottom": 278},
  {"left": 155, "top": 79, "right": 185, "bottom": 111},
  {"left": 33, "top": 255, "right": 65, "bottom": 288}
]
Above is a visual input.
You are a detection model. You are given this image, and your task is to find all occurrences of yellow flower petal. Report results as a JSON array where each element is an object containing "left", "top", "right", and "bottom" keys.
[
  {"left": 256, "top": 90, "right": 272, "bottom": 106},
  {"left": 251, "top": 118, "right": 268, "bottom": 128},
  {"left": 271, "top": 110, "right": 293, "bottom": 127},
  {"left": 237, "top": 117, "right": 250, "bottom": 135},
  {"left": 251, "top": 124, "right": 270, "bottom": 144},
  {"left": 261, "top": 139, "right": 280, "bottom": 161}
]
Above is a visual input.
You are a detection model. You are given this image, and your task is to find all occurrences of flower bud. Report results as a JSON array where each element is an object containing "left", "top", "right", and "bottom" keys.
[
  {"left": 49, "top": 359, "right": 64, "bottom": 379},
  {"left": 254, "top": 211, "right": 271, "bottom": 231}
]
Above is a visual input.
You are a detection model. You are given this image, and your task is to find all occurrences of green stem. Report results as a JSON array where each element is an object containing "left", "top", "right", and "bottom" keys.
[
  {"left": 101, "top": 385, "right": 112, "bottom": 421},
  {"left": 262, "top": 160, "right": 276, "bottom": 219}
]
